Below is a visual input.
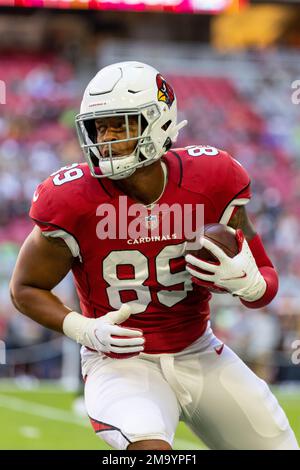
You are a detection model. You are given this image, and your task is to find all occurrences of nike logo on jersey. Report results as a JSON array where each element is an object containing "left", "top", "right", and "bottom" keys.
[
  {"left": 32, "top": 191, "right": 39, "bottom": 202},
  {"left": 214, "top": 344, "right": 224, "bottom": 355},
  {"left": 220, "top": 272, "right": 247, "bottom": 281}
]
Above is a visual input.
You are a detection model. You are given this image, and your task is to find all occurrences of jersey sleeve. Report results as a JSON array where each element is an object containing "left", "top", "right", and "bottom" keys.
[
  {"left": 29, "top": 178, "right": 70, "bottom": 232},
  {"left": 30, "top": 178, "right": 74, "bottom": 233},
  {"left": 214, "top": 152, "right": 252, "bottom": 224},
  {"left": 29, "top": 175, "right": 82, "bottom": 258}
]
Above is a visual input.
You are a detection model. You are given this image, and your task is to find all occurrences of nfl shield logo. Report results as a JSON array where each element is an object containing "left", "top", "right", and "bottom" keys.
[{"left": 145, "top": 214, "right": 158, "bottom": 229}]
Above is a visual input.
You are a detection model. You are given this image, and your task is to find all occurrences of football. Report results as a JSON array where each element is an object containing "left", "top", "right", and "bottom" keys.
[
  {"left": 187, "top": 223, "right": 239, "bottom": 262},
  {"left": 186, "top": 224, "right": 239, "bottom": 294}
]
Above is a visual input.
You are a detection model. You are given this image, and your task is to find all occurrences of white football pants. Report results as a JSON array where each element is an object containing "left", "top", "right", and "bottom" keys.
[{"left": 82, "top": 324, "right": 299, "bottom": 450}]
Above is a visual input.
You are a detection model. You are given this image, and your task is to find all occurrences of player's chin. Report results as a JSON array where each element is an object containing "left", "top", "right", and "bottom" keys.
[{"left": 104, "top": 351, "right": 142, "bottom": 360}]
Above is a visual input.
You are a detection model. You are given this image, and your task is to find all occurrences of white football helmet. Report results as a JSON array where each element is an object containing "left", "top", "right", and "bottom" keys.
[{"left": 75, "top": 61, "right": 187, "bottom": 180}]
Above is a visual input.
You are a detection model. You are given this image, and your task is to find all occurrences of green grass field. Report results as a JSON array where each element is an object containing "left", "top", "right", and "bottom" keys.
[{"left": 0, "top": 385, "right": 299, "bottom": 449}]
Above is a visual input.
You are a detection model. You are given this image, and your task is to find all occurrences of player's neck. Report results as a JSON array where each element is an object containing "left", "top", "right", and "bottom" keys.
[{"left": 114, "top": 160, "right": 166, "bottom": 206}]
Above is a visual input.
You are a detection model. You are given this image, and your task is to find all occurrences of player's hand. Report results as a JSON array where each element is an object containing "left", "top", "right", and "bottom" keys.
[
  {"left": 185, "top": 229, "right": 267, "bottom": 302},
  {"left": 63, "top": 304, "right": 145, "bottom": 358}
]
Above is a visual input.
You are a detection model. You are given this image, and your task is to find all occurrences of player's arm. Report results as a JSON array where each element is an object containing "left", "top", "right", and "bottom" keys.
[
  {"left": 10, "top": 226, "right": 144, "bottom": 357},
  {"left": 227, "top": 205, "right": 256, "bottom": 241},
  {"left": 185, "top": 150, "right": 278, "bottom": 308},
  {"left": 186, "top": 206, "right": 278, "bottom": 309},
  {"left": 10, "top": 226, "right": 73, "bottom": 332},
  {"left": 227, "top": 205, "right": 279, "bottom": 309}
]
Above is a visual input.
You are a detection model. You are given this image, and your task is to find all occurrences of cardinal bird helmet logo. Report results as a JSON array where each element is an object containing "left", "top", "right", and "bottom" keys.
[{"left": 156, "top": 74, "right": 175, "bottom": 109}]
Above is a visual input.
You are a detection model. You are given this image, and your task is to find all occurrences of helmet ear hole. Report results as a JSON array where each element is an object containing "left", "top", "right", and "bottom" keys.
[
  {"left": 139, "top": 154, "right": 147, "bottom": 162},
  {"left": 164, "top": 137, "right": 172, "bottom": 152},
  {"left": 162, "top": 120, "right": 172, "bottom": 131}
]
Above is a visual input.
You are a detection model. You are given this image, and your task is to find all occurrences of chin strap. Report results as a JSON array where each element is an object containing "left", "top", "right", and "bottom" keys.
[{"left": 169, "top": 119, "right": 188, "bottom": 142}]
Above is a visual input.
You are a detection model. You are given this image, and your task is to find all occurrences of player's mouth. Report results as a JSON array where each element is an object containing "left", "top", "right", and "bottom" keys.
[{"left": 101, "top": 149, "right": 121, "bottom": 159}]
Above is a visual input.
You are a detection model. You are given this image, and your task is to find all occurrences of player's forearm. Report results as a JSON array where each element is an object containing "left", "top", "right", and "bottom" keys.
[
  {"left": 10, "top": 284, "right": 71, "bottom": 333},
  {"left": 239, "top": 234, "right": 279, "bottom": 309},
  {"left": 240, "top": 266, "right": 278, "bottom": 309}
]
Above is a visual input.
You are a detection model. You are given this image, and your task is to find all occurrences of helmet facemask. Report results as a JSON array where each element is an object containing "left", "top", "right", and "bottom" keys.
[{"left": 75, "top": 104, "right": 171, "bottom": 180}]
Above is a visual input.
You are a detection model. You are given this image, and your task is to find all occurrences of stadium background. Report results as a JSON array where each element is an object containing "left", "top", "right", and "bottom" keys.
[{"left": 0, "top": 0, "right": 300, "bottom": 449}]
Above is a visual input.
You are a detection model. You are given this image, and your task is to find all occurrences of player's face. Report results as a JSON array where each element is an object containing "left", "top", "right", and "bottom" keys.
[{"left": 95, "top": 116, "right": 139, "bottom": 158}]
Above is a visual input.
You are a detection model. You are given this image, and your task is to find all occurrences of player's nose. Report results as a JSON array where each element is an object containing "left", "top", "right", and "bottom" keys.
[
  {"left": 100, "top": 128, "right": 118, "bottom": 155},
  {"left": 102, "top": 128, "right": 117, "bottom": 142}
]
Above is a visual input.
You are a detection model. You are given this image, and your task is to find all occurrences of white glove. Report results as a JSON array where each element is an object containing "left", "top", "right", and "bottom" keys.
[
  {"left": 185, "top": 228, "right": 266, "bottom": 302},
  {"left": 63, "top": 304, "right": 145, "bottom": 358}
]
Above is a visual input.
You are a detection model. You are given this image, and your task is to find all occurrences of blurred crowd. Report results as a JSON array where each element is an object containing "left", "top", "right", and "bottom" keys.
[
  {"left": 1, "top": 49, "right": 300, "bottom": 383},
  {"left": 0, "top": 53, "right": 80, "bottom": 379}
]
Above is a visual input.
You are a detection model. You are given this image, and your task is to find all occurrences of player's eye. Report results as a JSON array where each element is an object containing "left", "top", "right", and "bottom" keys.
[
  {"left": 96, "top": 126, "right": 106, "bottom": 134},
  {"left": 129, "top": 117, "right": 138, "bottom": 126},
  {"left": 113, "top": 120, "right": 126, "bottom": 130}
]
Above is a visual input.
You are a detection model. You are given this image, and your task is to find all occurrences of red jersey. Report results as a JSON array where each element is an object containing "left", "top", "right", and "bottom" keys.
[{"left": 29, "top": 146, "right": 251, "bottom": 354}]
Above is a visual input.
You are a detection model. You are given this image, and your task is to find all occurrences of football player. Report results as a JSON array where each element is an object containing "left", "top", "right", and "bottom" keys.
[{"left": 10, "top": 62, "right": 298, "bottom": 450}]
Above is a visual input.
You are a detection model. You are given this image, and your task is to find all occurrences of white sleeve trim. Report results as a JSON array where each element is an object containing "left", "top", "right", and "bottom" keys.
[
  {"left": 219, "top": 198, "right": 250, "bottom": 225},
  {"left": 42, "top": 229, "right": 82, "bottom": 262}
]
